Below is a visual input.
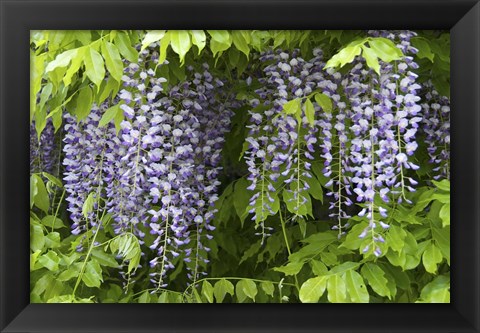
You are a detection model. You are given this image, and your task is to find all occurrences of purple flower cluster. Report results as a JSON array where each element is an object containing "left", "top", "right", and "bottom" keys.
[
  {"left": 245, "top": 49, "right": 326, "bottom": 242},
  {"left": 62, "top": 43, "right": 234, "bottom": 289},
  {"left": 30, "top": 118, "right": 59, "bottom": 175},
  {"left": 421, "top": 81, "right": 450, "bottom": 180},
  {"left": 63, "top": 104, "right": 116, "bottom": 236},
  {"left": 244, "top": 31, "right": 425, "bottom": 256}
]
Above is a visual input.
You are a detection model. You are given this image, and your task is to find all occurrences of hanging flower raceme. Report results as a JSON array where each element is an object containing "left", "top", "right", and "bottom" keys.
[
  {"left": 30, "top": 118, "right": 59, "bottom": 175},
  {"left": 421, "top": 80, "right": 450, "bottom": 180},
  {"left": 63, "top": 104, "right": 116, "bottom": 238}
]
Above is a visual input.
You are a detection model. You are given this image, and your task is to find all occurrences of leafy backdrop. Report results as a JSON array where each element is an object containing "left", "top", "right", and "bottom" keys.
[{"left": 30, "top": 30, "right": 450, "bottom": 303}]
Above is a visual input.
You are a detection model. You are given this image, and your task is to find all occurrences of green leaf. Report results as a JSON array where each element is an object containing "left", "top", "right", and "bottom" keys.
[
  {"left": 422, "top": 242, "right": 443, "bottom": 273},
  {"left": 305, "top": 175, "right": 323, "bottom": 202},
  {"left": 368, "top": 37, "right": 404, "bottom": 62},
  {"left": 310, "top": 260, "right": 328, "bottom": 276},
  {"left": 32, "top": 273, "right": 54, "bottom": 297},
  {"left": 361, "top": 45, "right": 380, "bottom": 75},
  {"left": 57, "top": 266, "right": 80, "bottom": 282},
  {"left": 158, "top": 32, "right": 171, "bottom": 64},
  {"left": 432, "top": 179, "right": 450, "bottom": 192},
  {"left": 261, "top": 281, "right": 275, "bottom": 297},
  {"left": 41, "top": 215, "right": 65, "bottom": 229},
  {"left": 282, "top": 99, "right": 301, "bottom": 115},
  {"left": 314, "top": 93, "right": 333, "bottom": 114},
  {"left": 75, "top": 87, "right": 93, "bottom": 122},
  {"left": 98, "top": 104, "right": 121, "bottom": 127},
  {"left": 299, "top": 276, "right": 327, "bottom": 303},
  {"left": 274, "top": 261, "right": 304, "bottom": 276},
  {"left": 236, "top": 280, "right": 257, "bottom": 302},
  {"left": 420, "top": 275, "right": 450, "bottom": 303},
  {"left": 42, "top": 172, "right": 63, "bottom": 188},
  {"left": 63, "top": 47, "right": 86, "bottom": 86},
  {"left": 304, "top": 98, "right": 315, "bottom": 126},
  {"left": 327, "top": 274, "right": 347, "bottom": 303},
  {"left": 30, "top": 175, "right": 38, "bottom": 208},
  {"left": 38, "top": 251, "right": 60, "bottom": 271},
  {"left": 30, "top": 249, "right": 42, "bottom": 271},
  {"left": 84, "top": 47, "right": 106, "bottom": 88},
  {"left": 232, "top": 30, "right": 250, "bottom": 58},
  {"left": 361, "top": 263, "right": 391, "bottom": 299},
  {"left": 101, "top": 41, "right": 124, "bottom": 82},
  {"left": 82, "top": 192, "right": 96, "bottom": 218},
  {"left": 387, "top": 224, "right": 407, "bottom": 253},
  {"left": 201, "top": 280, "right": 214, "bottom": 303},
  {"left": 138, "top": 291, "right": 151, "bottom": 303},
  {"left": 44, "top": 232, "right": 60, "bottom": 248},
  {"left": 141, "top": 30, "right": 166, "bottom": 51},
  {"left": 411, "top": 37, "right": 434, "bottom": 62},
  {"left": 208, "top": 30, "right": 231, "bottom": 44},
  {"left": 82, "top": 260, "right": 103, "bottom": 288},
  {"left": 214, "top": 279, "right": 234, "bottom": 303},
  {"left": 30, "top": 223, "right": 45, "bottom": 252},
  {"left": 344, "top": 270, "right": 369, "bottom": 303},
  {"left": 32, "top": 174, "right": 50, "bottom": 213},
  {"left": 45, "top": 49, "right": 77, "bottom": 73},
  {"left": 115, "top": 32, "right": 138, "bottom": 63},
  {"left": 439, "top": 204, "right": 450, "bottom": 227},
  {"left": 325, "top": 45, "right": 362, "bottom": 69},
  {"left": 190, "top": 30, "right": 206, "bottom": 54},
  {"left": 432, "top": 226, "right": 450, "bottom": 264},
  {"left": 208, "top": 30, "right": 232, "bottom": 57},
  {"left": 91, "top": 248, "right": 119, "bottom": 268},
  {"left": 170, "top": 30, "right": 192, "bottom": 64},
  {"left": 328, "top": 261, "right": 360, "bottom": 276},
  {"left": 233, "top": 178, "right": 251, "bottom": 225}
]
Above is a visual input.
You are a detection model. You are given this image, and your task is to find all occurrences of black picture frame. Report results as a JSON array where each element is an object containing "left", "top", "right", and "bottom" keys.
[{"left": 1, "top": 0, "right": 479, "bottom": 332}]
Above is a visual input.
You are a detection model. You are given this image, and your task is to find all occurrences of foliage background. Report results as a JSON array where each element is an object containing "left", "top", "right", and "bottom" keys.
[{"left": 30, "top": 30, "right": 450, "bottom": 303}]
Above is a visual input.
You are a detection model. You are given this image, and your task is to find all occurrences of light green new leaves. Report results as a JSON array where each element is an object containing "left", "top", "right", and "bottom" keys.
[
  {"left": 327, "top": 274, "right": 347, "bottom": 303},
  {"left": 84, "top": 47, "right": 105, "bottom": 89},
  {"left": 115, "top": 32, "right": 138, "bottom": 63},
  {"left": 213, "top": 279, "right": 234, "bottom": 303},
  {"left": 190, "top": 30, "right": 206, "bottom": 54},
  {"left": 208, "top": 30, "right": 232, "bottom": 57},
  {"left": 282, "top": 99, "right": 301, "bottom": 115},
  {"left": 109, "top": 233, "right": 142, "bottom": 274},
  {"left": 231, "top": 30, "right": 251, "bottom": 58},
  {"left": 314, "top": 93, "right": 332, "bottom": 114},
  {"left": 98, "top": 104, "right": 122, "bottom": 128},
  {"left": 82, "top": 261, "right": 103, "bottom": 288},
  {"left": 368, "top": 37, "right": 404, "bottom": 62},
  {"left": 325, "top": 37, "right": 403, "bottom": 73},
  {"left": 419, "top": 275, "right": 450, "bottom": 303},
  {"left": 361, "top": 263, "right": 391, "bottom": 299},
  {"left": 344, "top": 270, "right": 369, "bottom": 303},
  {"left": 63, "top": 47, "right": 86, "bottom": 86},
  {"left": 75, "top": 86, "right": 93, "bottom": 122},
  {"left": 361, "top": 45, "right": 380, "bottom": 74},
  {"left": 82, "top": 192, "right": 96, "bottom": 218},
  {"left": 30, "top": 223, "right": 45, "bottom": 252},
  {"left": 201, "top": 281, "right": 214, "bottom": 303},
  {"left": 170, "top": 30, "right": 192, "bottom": 65},
  {"left": 304, "top": 98, "right": 315, "bottom": 126},
  {"left": 236, "top": 279, "right": 257, "bottom": 302},
  {"left": 274, "top": 261, "right": 304, "bottom": 276},
  {"left": 141, "top": 30, "right": 166, "bottom": 51},
  {"left": 422, "top": 242, "right": 443, "bottom": 273},
  {"left": 38, "top": 251, "right": 60, "bottom": 271},
  {"left": 45, "top": 49, "right": 78, "bottom": 73},
  {"left": 30, "top": 174, "right": 50, "bottom": 213},
  {"left": 101, "top": 41, "right": 124, "bottom": 82},
  {"left": 325, "top": 44, "right": 362, "bottom": 69},
  {"left": 299, "top": 276, "right": 327, "bottom": 303}
]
